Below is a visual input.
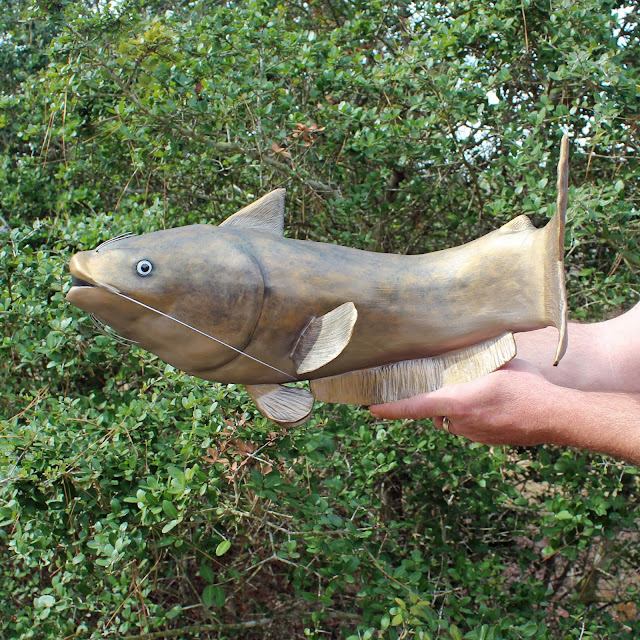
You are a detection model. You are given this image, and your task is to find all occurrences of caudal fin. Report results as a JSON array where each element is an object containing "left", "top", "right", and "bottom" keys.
[{"left": 545, "top": 135, "right": 569, "bottom": 365}]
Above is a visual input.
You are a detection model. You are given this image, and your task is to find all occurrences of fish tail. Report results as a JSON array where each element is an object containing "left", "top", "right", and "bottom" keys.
[{"left": 543, "top": 135, "right": 569, "bottom": 365}]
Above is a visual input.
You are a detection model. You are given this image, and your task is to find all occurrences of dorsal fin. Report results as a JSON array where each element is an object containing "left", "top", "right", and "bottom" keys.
[
  {"left": 219, "top": 189, "right": 286, "bottom": 236},
  {"left": 245, "top": 384, "right": 314, "bottom": 427},
  {"left": 292, "top": 302, "right": 358, "bottom": 375},
  {"left": 500, "top": 215, "right": 535, "bottom": 233},
  {"left": 310, "top": 333, "right": 516, "bottom": 405}
]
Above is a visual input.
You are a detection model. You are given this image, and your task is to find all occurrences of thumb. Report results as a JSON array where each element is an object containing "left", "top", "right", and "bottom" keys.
[{"left": 500, "top": 358, "right": 543, "bottom": 375}]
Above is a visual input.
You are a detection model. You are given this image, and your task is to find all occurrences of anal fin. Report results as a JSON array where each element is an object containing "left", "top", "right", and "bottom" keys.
[
  {"left": 310, "top": 333, "right": 516, "bottom": 405},
  {"left": 292, "top": 302, "right": 358, "bottom": 375},
  {"left": 246, "top": 384, "right": 314, "bottom": 427}
]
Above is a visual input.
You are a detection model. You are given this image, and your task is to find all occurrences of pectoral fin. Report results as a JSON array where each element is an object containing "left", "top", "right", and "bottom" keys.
[
  {"left": 310, "top": 332, "right": 516, "bottom": 405},
  {"left": 245, "top": 384, "right": 314, "bottom": 427},
  {"left": 220, "top": 189, "right": 286, "bottom": 236},
  {"left": 292, "top": 302, "right": 358, "bottom": 375}
]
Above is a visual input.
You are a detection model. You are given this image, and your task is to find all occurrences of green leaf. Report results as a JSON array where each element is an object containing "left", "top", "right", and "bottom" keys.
[
  {"left": 215, "top": 540, "right": 231, "bottom": 556},
  {"left": 204, "top": 585, "right": 226, "bottom": 607},
  {"left": 520, "top": 622, "right": 539, "bottom": 637},
  {"left": 162, "top": 499, "right": 179, "bottom": 519},
  {"left": 34, "top": 595, "right": 56, "bottom": 609},
  {"left": 200, "top": 563, "right": 216, "bottom": 583},
  {"left": 166, "top": 605, "right": 182, "bottom": 619},
  {"left": 391, "top": 613, "right": 404, "bottom": 626},
  {"left": 202, "top": 584, "right": 216, "bottom": 607},
  {"left": 264, "top": 472, "right": 282, "bottom": 488},
  {"left": 162, "top": 519, "right": 180, "bottom": 533}
]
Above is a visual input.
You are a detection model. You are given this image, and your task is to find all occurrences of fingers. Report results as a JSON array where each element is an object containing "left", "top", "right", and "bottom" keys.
[
  {"left": 369, "top": 360, "right": 541, "bottom": 422},
  {"left": 370, "top": 387, "right": 454, "bottom": 420},
  {"left": 371, "top": 399, "right": 457, "bottom": 438}
]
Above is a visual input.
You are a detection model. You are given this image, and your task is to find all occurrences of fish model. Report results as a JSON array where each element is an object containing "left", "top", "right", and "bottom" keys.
[{"left": 67, "top": 140, "right": 570, "bottom": 427}]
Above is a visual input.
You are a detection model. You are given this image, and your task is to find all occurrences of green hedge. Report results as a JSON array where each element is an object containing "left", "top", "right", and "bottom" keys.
[{"left": 1, "top": 1, "right": 639, "bottom": 638}]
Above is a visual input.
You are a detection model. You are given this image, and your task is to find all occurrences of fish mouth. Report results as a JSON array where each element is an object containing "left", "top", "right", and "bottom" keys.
[
  {"left": 71, "top": 275, "right": 94, "bottom": 288},
  {"left": 68, "top": 253, "right": 97, "bottom": 292}
]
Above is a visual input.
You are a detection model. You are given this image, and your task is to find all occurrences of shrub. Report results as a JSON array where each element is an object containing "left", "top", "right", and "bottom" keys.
[{"left": 1, "top": 1, "right": 638, "bottom": 638}]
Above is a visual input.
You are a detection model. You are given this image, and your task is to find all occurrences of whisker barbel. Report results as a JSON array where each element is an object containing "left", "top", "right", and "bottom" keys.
[
  {"left": 90, "top": 313, "right": 139, "bottom": 346},
  {"left": 95, "top": 232, "right": 136, "bottom": 253}
]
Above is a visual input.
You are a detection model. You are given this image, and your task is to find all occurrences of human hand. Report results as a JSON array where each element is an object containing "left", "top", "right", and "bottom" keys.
[{"left": 369, "top": 359, "right": 558, "bottom": 446}]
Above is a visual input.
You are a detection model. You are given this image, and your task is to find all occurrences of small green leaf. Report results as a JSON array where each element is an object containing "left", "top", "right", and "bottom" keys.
[
  {"left": 162, "top": 519, "right": 179, "bottom": 533},
  {"left": 520, "top": 622, "right": 539, "bottom": 637},
  {"left": 264, "top": 472, "right": 282, "bottom": 488},
  {"left": 35, "top": 595, "right": 56, "bottom": 609},
  {"left": 202, "top": 584, "right": 216, "bottom": 607},
  {"left": 166, "top": 605, "right": 182, "bottom": 619},
  {"left": 202, "top": 584, "right": 226, "bottom": 607},
  {"left": 391, "top": 613, "right": 404, "bottom": 626},
  {"left": 162, "top": 499, "right": 179, "bottom": 519},
  {"left": 200, "top": 563, "right": 216, "bottom": 583},
  {"left": 216, "top": 539, "right": 231, "bottom": 556}
]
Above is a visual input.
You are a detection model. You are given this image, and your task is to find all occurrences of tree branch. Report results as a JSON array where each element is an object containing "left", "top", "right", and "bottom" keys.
[
  {"left": 122, "top": 618, "right": 272, "bottom": 640},
  {"left": 99, "top": 63, "right": 341, "bottom": 199}
]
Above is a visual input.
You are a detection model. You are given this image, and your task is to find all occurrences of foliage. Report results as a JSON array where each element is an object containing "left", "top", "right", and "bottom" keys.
[{"left": 1, "top": 0, "right": 639, "bottom": 638}]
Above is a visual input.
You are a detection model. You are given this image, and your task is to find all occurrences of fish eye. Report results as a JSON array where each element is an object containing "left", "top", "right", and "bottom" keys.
[{"left": 136, "top": 259, "right": 153, "bottom": 276}]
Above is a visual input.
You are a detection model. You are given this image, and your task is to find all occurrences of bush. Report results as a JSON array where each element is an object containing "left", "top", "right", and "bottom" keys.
[{"left": 1, "top": 1, "right": 638, "bottom": 638}]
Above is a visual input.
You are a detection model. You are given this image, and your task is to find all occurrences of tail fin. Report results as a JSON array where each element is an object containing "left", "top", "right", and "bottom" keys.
[{"left": 545, "top": 135, "right": 569, "bottom": 365}]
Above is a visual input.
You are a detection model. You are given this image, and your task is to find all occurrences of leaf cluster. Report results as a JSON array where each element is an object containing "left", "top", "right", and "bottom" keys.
[{"left": 1, "top": 0, "right": 639, "bottom": 639}]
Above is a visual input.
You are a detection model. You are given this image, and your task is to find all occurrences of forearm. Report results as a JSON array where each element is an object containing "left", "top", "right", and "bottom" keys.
[
  {"left": 515, "top": 323, "right": 604, "bottom": 390},
  {"left": 371, "top": 360, "right": 640, "bottom": 464},
  {"left": 544, "top": 387, "right": 640, "bottom": 465},
  {"left": 515, "top": 302, "right": 640, "bottom": 392}
]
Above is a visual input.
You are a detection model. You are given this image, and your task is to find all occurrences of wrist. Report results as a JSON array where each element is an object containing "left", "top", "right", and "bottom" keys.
[{"left": 533, "top": 382, "right": 579, "bottom": 447}]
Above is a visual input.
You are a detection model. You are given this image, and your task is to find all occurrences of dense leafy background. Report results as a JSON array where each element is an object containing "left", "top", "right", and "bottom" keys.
[{"left": 1, "top": 0, "right": 639, "bottom": 638}]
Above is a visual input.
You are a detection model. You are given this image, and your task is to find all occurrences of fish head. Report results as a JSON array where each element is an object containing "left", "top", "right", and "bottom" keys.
[{"left": 66, "top": 225, "right": 265, "bottom": 376}]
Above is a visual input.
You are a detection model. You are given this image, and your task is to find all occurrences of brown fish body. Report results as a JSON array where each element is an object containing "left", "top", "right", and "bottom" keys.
[
  {"left": 68, "top": 137, "right": 570, "bottom": 426},
  {"left": 211, "top": 219, "right": 562, "bottom": 385}
]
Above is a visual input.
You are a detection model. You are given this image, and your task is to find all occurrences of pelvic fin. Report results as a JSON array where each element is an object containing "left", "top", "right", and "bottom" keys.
[{"left": 245, "top": 383, "right": 314, "bottom": 427}]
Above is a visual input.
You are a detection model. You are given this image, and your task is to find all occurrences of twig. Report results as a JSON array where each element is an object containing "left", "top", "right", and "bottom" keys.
[
  {"left": 364, "top": 547, "right": 421, "bottom": 599},
  {"left": 0, "top": 213, "right": 10, "bottom": 232},
  {"left": 122, "top": 618, "right": 272, "bottom": 640},
  {"left": 104, "top": 559, "right": 162, "bottom": 631},
  {"left": 115, "top": 166, "right": 140, "bottom": 210},
  {"left": 521, "top": 0, "right": 530, "bottom": 52},
  {"left": 3, "top": 386, "right": 49, "bottom": 431},
  {"left": 99, "top": 63, "right": 340, "bottom": 198}
]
